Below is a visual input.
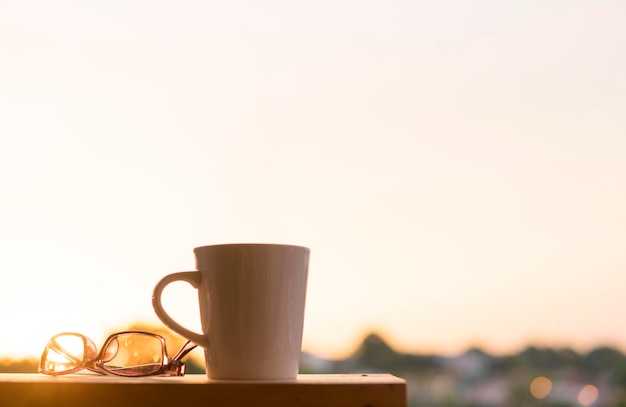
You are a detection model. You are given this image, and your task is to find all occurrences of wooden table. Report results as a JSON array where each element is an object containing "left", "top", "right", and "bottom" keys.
[{"left": 0, "top": 373, "right": 406, "bottom": 407}]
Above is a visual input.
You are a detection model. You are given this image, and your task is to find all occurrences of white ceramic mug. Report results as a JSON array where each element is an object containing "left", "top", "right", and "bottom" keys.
[{"left": 152, "top": 243, "right": 310, "bottom": 380}]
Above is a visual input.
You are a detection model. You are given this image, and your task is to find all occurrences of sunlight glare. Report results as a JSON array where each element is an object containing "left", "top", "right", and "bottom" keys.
[{"left": 40, "top": 334, "right": 88, "bottom": 374}]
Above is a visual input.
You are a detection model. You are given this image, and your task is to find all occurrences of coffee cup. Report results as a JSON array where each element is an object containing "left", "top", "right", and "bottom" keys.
[{"left": 152, "top": 243, "right": 309, "bottom": 380}]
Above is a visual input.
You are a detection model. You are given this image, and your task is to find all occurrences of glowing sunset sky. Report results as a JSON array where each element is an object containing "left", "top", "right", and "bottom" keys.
[{"left": 1, "top": 0, "right": 625, "bottom": 360}]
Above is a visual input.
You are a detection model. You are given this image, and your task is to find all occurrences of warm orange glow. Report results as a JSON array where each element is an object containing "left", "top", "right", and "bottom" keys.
[
  {"left": 530, "top": 376, "right": 552, "bottom": 399},
  {"left": 1, "top": 0, "right": 626, "bottom": 362}
]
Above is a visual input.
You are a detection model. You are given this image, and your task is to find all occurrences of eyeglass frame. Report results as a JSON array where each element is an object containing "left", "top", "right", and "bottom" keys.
[{"left": 39, "top": 330, "right": 198, "bottom": 377}]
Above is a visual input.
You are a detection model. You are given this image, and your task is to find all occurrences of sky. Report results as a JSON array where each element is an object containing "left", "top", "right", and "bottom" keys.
[{"left": 1, "top": 0, "right": 625, "bottom": 361}]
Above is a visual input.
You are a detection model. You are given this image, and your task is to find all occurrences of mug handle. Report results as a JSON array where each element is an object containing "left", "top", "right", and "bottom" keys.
[{"left": 152, "top": 272, "right": 210, "bottom": 348}]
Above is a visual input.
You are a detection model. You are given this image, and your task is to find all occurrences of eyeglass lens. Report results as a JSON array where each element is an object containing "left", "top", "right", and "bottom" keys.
[
  {"left": 40, "top": 333, "right": 98, "bottom": 375},
  {"left": 99, "top": 332, "right": 164, "bottom": 376}
]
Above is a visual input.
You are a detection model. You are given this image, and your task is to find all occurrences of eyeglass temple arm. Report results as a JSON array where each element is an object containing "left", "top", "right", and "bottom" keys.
[
  {"left": 171, "top": 340, "right": 198, "bottom": 362},
  {"left": 161, "top": 340, "right": 198, "bottom": 376}
]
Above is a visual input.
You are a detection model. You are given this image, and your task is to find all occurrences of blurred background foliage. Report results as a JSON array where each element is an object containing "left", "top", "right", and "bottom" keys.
[{"left": 4, "top": 325, "right": 625, "bottom": 407}]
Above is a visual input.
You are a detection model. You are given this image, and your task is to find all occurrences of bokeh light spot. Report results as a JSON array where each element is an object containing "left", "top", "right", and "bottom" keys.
[
  {"left": 530, "top": 376, "right": 552, "bottom": 399},
  {"left": 578, "top": 384, "right": 599, "bottom": 406}
]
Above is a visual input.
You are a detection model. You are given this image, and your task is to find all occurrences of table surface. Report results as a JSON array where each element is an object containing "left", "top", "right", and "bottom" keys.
[{"left": 0, "top": 373, "right": 407, "bottom": 407}]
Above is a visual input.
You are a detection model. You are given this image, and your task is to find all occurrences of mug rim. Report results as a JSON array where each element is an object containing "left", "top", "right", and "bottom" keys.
[{"left": 193, "top": 243, "right": 310, "bottom": 252}]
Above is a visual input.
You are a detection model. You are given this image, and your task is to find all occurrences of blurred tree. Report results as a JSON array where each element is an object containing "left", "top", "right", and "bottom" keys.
[
  {"left": 352, "top": 332, "right": 403, "bottom": 372},
  {"left": 518, "top": 346, "right": 579, "bottom": 370},
  {"left": 583, "top": 346, "right": 624, "bottom": 372},
  {"left": 0, "top": 358, "right": 38, "bottom": 373}
]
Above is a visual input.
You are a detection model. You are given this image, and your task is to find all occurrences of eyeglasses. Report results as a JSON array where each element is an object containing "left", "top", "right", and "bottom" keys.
[{"left": 39, "top": 330, "right": 198, "bottom": 377}]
